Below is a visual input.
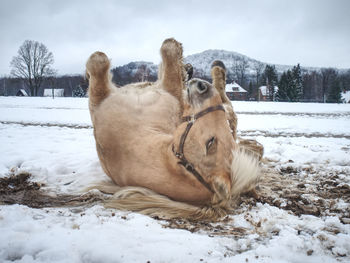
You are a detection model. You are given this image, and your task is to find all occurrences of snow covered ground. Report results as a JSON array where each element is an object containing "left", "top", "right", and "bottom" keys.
[{"left": 0, "top": 97, "right": 349, "bottom": 262}]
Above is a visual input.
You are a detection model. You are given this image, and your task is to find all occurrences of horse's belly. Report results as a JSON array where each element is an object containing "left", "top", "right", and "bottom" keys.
[{"left": 91, "top": 85, "right": 179, "bottom": 185}]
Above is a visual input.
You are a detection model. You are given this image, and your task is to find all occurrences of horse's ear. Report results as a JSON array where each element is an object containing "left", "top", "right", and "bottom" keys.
[{"left": 184, "top": 63, "right": 193, "bottom": 81}]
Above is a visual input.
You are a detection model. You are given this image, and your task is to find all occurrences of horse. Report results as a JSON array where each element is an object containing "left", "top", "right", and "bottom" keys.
[{"left": 86, "top": 38, "right": 260, "bottom": 220}]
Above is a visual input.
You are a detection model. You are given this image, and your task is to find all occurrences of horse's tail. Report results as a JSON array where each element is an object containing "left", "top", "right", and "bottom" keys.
[
  {"left": 86, "top": 145, "right": 260, "bottom": 221},
  {"left": 86, "top": 182, "right": 228, "bottom": 221},
  {"left": 86, "top": 51, "right": 112, "bottom": 107}
]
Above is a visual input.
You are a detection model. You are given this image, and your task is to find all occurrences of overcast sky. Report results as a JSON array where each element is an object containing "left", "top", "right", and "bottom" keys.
[{"left": 0, "top": 0, "right": 349, "bottom": 75}]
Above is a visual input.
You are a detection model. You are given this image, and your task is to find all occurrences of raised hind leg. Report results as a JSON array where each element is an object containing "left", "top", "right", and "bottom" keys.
[
  {"left": 211, "top": 61, "right": 264, "bottom": 160},
  {"left": 238, "top": 138, "right": 264, "bottom": 161},
  {"left": 86, "top": 51, "right": 112, "bottom": 109},
  {"left": 159, "top": 38, "right": 186, "bottom": 113},
  {"left": 211, "top": 60, "right": 238, "bottom": 141}
]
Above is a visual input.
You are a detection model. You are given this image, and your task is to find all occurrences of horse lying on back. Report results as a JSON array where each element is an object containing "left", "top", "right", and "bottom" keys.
[{"left": 86, "top": 38, "right": 260, "bottom": 220}]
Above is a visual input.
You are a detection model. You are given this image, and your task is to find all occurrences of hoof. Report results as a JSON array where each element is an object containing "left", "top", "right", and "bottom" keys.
[
  {"left": 161, "top": 38, "right": 183, "bottom": 60},
  {"left": 86, "top": 51, "right": 110, "bottom": 78},
  {"left": 211, "top": 60, "right": 226, "bottom": 70}
]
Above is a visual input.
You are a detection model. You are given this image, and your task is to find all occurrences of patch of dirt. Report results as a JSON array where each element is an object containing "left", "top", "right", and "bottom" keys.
[
  {"left": 160, "top": 216, "right": 250, "bottom": 237},
  {"left": 0, "top": 172, "right": 104, "bottom": 208},
  {"left": 161, "top": 161, "right": 350, "bottom": 237},
  {"left": 240, "top": 164, "right": 350, "bottom": 221},
  {"left": 1, "top": 164, "right": 349, "bottom": 235}
]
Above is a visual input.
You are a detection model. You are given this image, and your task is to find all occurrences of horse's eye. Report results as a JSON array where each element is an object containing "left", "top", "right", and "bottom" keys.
[
  {"left": 197, "top": 82, "right": 207, "bottom": 94},
  {"left": 206, "top": 137, "right": 216, "bottom": 152}
]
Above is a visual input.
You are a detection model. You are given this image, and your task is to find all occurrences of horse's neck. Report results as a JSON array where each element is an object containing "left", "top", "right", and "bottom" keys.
[{"left": 160, "top": 142, "right": 212, "bottom": 203}]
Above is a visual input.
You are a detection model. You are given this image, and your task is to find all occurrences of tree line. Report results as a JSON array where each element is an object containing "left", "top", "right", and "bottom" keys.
[
  {"left": 0, "top": 75, "right": 88, "bottom": 97},
  {"left": 1, "top": 40, "right": 350, "bottom": 102},
  {"left": 227, "top": 58, "right": 350, "bottom": 103}
]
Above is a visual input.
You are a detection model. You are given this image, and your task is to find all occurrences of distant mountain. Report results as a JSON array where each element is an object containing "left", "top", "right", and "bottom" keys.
[
  {"left": 111, "top": 61, "right": 158, "bottom": 85},
  {"left": 111, "top": 50, "right": 348, "bottom": 84},
  {"left": 184, "top": 49, "right": 322, "bottom": 79},
  {"left": 185, "top": 49, "right": 260, "bottom": 77}
]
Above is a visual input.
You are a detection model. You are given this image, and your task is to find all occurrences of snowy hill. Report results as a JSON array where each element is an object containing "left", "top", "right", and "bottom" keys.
[
  {"left": 111, "top": 61, "right": 158, "bottom": 85},
  {"left": 184, "top": 49, "right": 322, "bottom": 79},
  {"left": 185, "top": 49, "right": 260, "bottom": 77},
  {"left": 111, "top": 50, "right": 349, "bottom": 84}
]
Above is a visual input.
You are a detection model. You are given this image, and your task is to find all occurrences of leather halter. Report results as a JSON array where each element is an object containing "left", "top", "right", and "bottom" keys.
[{"left": 172, "top": 104, "right": 225, "bottom": 194}]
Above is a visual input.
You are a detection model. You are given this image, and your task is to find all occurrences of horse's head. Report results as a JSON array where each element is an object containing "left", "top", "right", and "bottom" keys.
[{"left": 173, "top": 61, "right": 236, "bottom": 202}]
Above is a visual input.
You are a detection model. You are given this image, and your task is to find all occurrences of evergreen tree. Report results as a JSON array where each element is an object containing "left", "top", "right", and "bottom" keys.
[
  {"left": 288, "top": 70, "right": 298, "bottom": 102},
  {"left": 277, "top": 71, "right": 290, "bottom": 101},
  {"left": 262, "top": 65, "right": 278, "bottom": 101},
  {"left": 72, "top": 85, "right": 85, "bottom": 97},
  {"left": 277, "top": 65, "right": 304, "bottom": 102},
  {"left": 302, "top": 71, "right": 323, "bottom": 102},
  {"left": 321, "top": 68, "right": 338, "bottom": 103},
  {"left": 292, "top": 64, "right": 303, "bottom": 101},
  {"left": 248, "top": 81, "right": 254, "bottom": 99}
]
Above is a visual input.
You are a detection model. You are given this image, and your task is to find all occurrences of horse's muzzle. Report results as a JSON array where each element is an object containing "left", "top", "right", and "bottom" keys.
[{"left": 212, "top": 176, "right": 232, "bottom": 201}]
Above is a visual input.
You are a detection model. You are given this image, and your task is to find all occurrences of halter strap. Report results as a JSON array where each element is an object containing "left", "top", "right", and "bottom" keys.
[
  {"left": 173, "top": 104, "right": 225, "bottom": 194},
  {"left": 181, "top": 104, "right": 225, "bottom": 123}
]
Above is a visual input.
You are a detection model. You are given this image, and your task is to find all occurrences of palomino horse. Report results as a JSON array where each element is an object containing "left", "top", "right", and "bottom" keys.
[{"left": 86, "top": 38, "right": 259, "bottom": 220}]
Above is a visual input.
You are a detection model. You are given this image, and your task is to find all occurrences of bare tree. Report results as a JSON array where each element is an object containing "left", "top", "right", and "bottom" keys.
[
  {"left": 46, "top": 74, "right": 58, "bottom": 99},
  {"left": 232, "top": 57, "right": 249, "bottom": 87},
  {"left": 321, "top": 68, "right": 337, "bottom": 103},
  {"left": 10, "top": 40, "right": 55, "bottom": 96},
  {"left": 253, "top": 61, "right": 264, "bottom": 86},
  {"left": 0, "top": 78, "right": 5, "bottom": 96},
  {"left": 135, "top": 64, "right": 150, "bottom": 82}
]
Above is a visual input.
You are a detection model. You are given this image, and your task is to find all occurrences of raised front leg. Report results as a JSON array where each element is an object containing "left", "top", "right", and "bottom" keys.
[
  {"left": 211, "top": 60, "right": 238, "bottom": 140},
  {"left": 159, "top": 38, "right": 185, "bottom": 113},
  {"left": 86, "top": 51, "right": 112, "bottom": 109}
]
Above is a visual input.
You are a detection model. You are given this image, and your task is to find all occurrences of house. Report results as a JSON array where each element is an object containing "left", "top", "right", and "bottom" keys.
[
  {"left": 225, "top": 81, "right": 247, "bottom": 101},
  {"left": 43, "top": 88, "right": 65, "bottom": 97},
  {"left": 16, "top": 89, "right": 29, "bottom": 96},
  {"left": 258, "top": 85, "right": 279, "bottom": 101}
]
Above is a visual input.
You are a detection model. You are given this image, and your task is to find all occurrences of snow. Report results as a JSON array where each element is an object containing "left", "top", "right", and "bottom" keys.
[
  {"left": 0, "top": 205, "right": 226, "bottom": 262},
  {"left": 1, "top": 97, "right": 350, "bottom": 262},
  {"left": 185, "top": 49, "right": 257, "bottom": 77},
  {"left": 231, "top": 100, "right": 350, "bottom": 114},
  {"left": 342, "top": 91, "right": 350, "bottom": 103},
  {"left": 0, "top": 97, "right": 90, "bottom": 126}
]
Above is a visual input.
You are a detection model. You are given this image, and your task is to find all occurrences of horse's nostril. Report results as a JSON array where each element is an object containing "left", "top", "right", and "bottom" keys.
[
  {"left": 197, "top": 82, "right": 207, "bottom": 93},
  {"left": 213, "top": 177, "right": 231, "bottom": 200}
]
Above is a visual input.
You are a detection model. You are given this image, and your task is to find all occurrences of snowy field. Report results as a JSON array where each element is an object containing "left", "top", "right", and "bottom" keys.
[{"left": 0, "top": 97, "right": 350, "bottom": 262}]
